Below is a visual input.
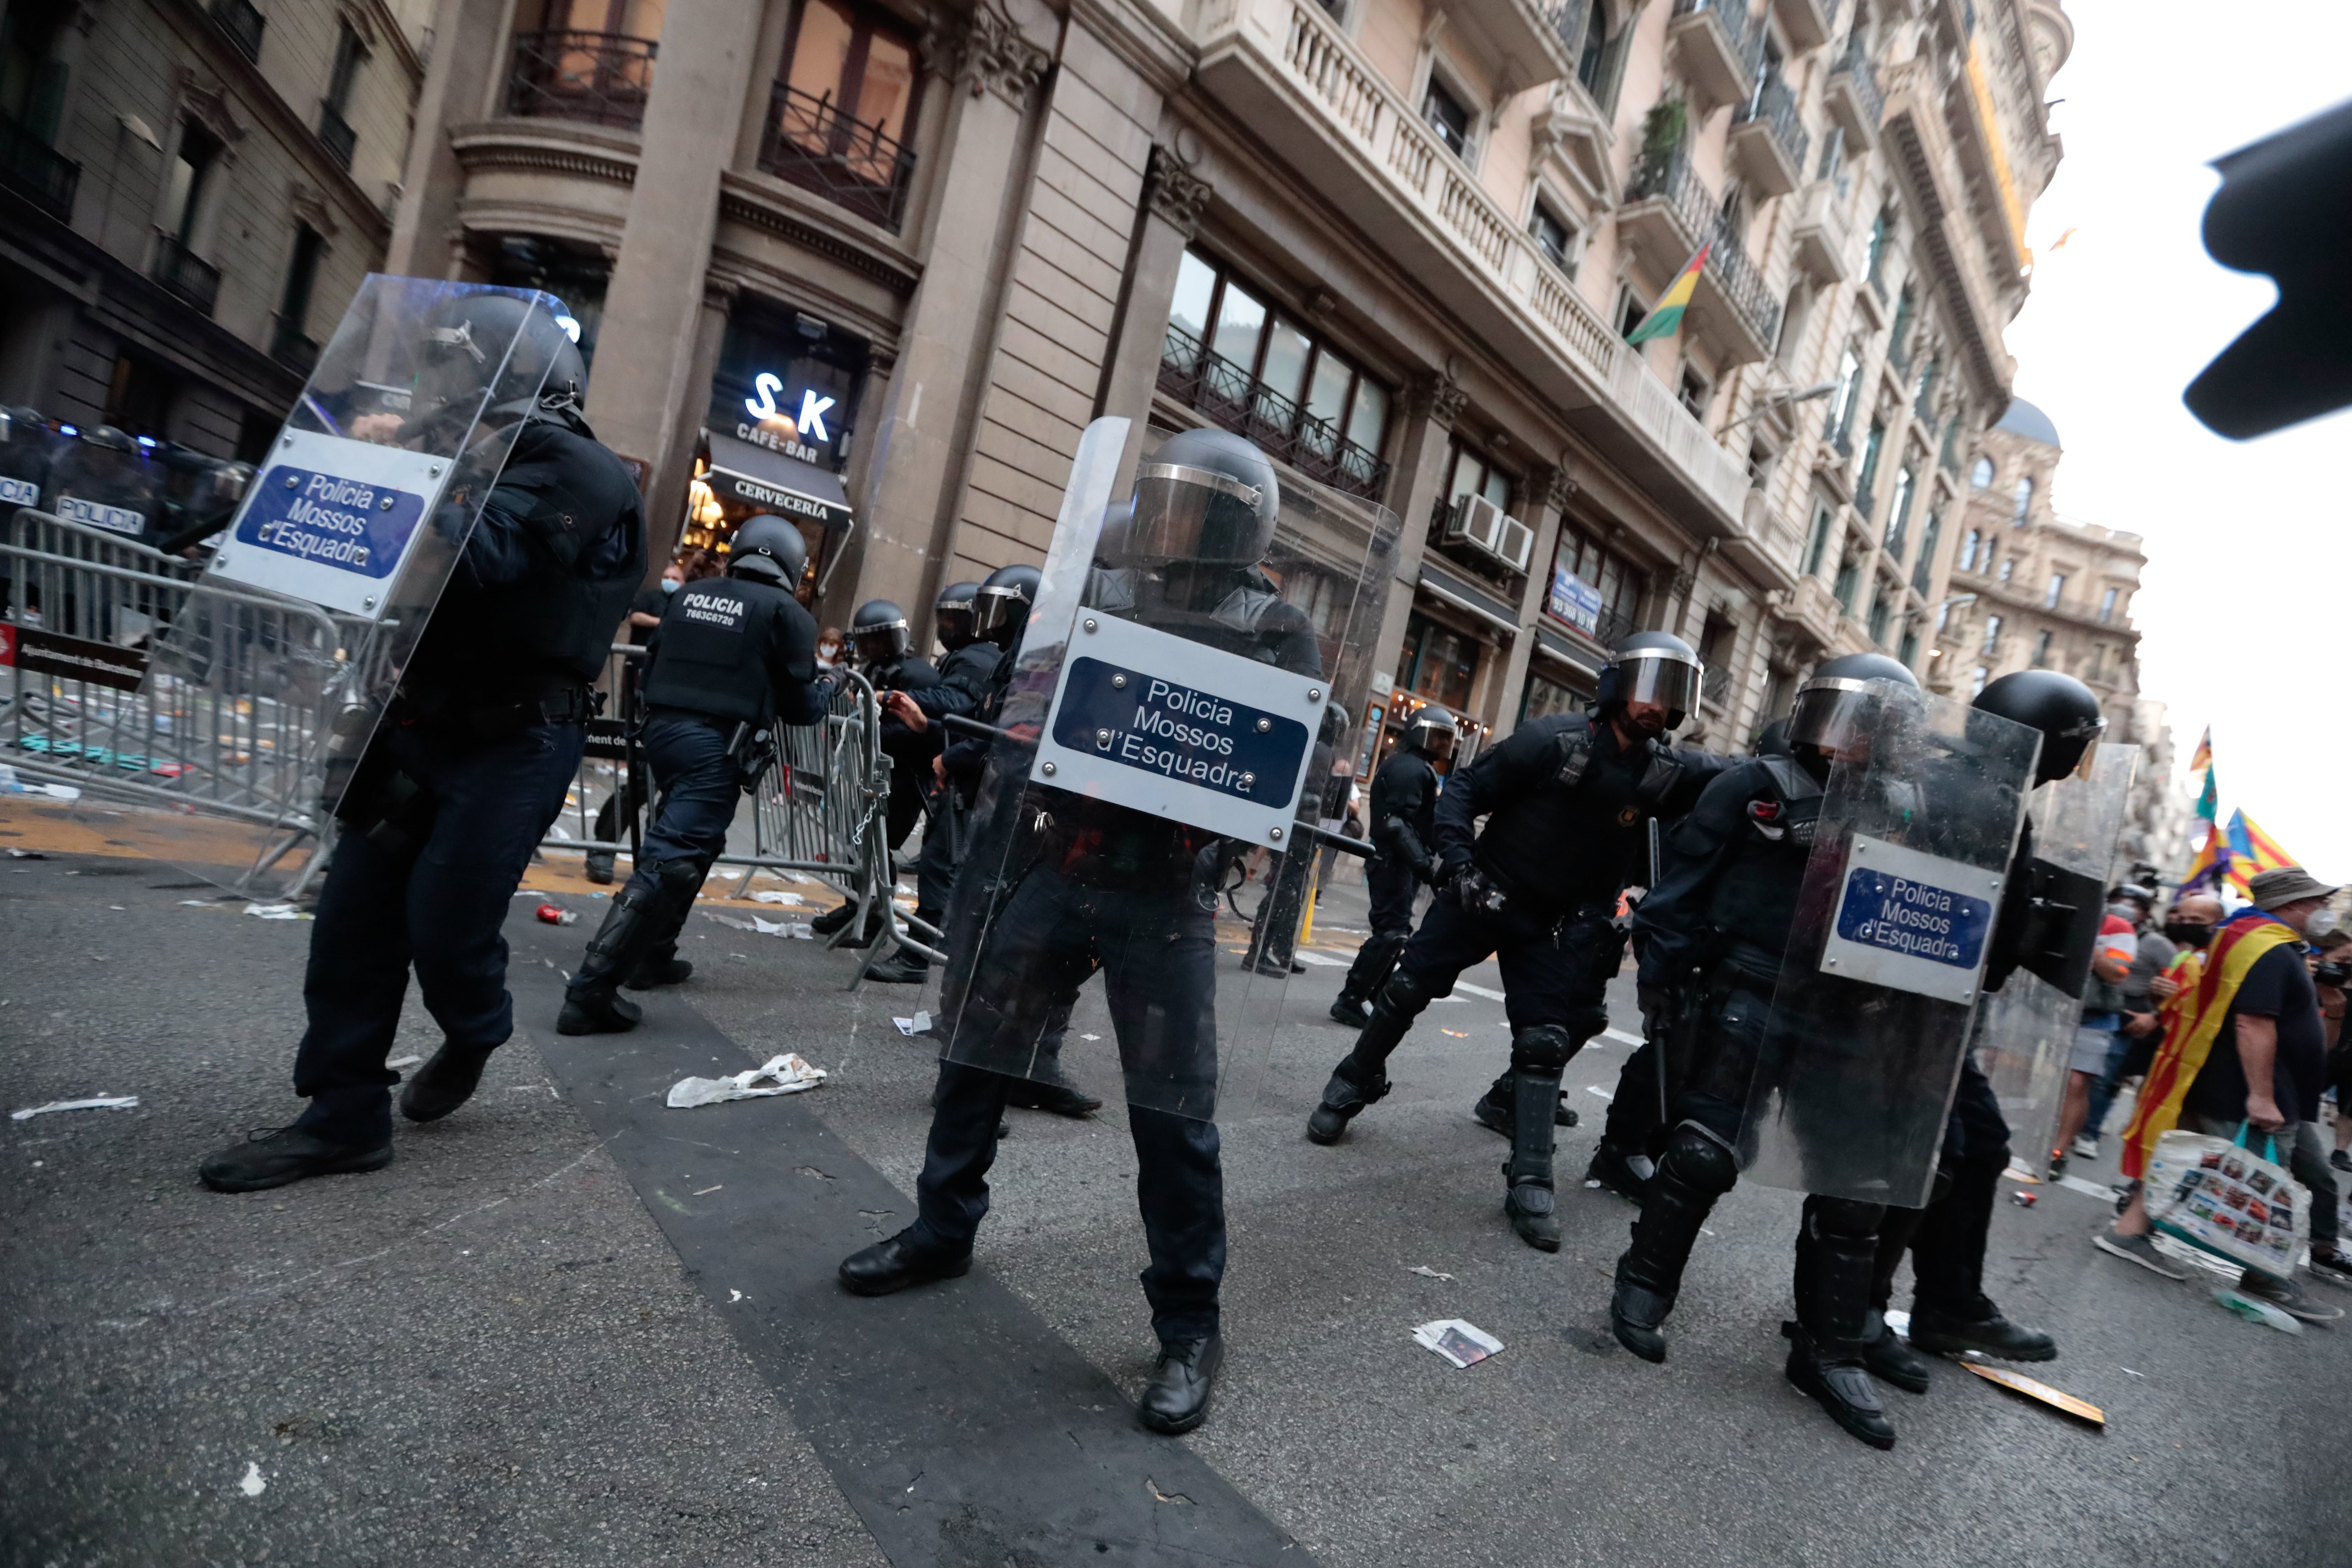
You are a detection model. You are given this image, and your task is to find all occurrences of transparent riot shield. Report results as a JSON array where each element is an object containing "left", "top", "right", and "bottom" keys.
[
  {"left": 933, "top": 417, "right": 1400, "bottom": 1119},
  {"left": 1970, "top": 741, "right": 2139, "bottom": 1164},
  {"left": 75, "top": 277, "right": 567, "bottom": 895},
  {"left": 1738, "top": 683, "right": 2041, "bottom": 1208}
]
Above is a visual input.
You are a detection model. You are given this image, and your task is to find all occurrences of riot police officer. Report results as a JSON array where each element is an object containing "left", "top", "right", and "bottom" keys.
[
  {"left": 557, "top": 517, "right": 827, "bottom": 1032},
  {"left": 200, "top": 292, "right": 645, "bottom": 1191},
  {"left": 806, "top": 598, "right": 940, "bottom": 948},
  {"left": 1860, "top": 669, "right": 2104, "bottom": 1386},
  {"left": 1305, "top": 631, "right": 1729, "bottom": 1252},
  {"left": 1329, "top": 707, "right": 1453, "bottom": 1027},
  {"left": 837, "top": 429, "right": 1320, "bottom": 1436},
  {"left": 1608, "top": 653, "right": 1923, "bottom": 1448}
]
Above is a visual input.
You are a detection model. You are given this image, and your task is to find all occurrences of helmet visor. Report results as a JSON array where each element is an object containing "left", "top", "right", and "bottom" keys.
[
  {"left": 1408, "top": 716, "right": 1457, "bottom": 762},
  {"left": 973, "top": 584, "right": 1028, "bottom": 639},
  {"left": 853, "top": 621, "right": 912, "bottom": 664},
  {"left": 1126, "top": 462, "right": 1273, "bottom": 565},
  {"left": 1614, "top": 650, "right": 1703, "bottom": 717},
  {"left": 1788, "top": 678, "right": 1918, "bottom": 755}
]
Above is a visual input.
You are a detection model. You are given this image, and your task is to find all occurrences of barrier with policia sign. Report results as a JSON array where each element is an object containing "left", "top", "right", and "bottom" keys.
[
  {"left": 933, "top": 417, "right": 1399, "bottom": 1120},
  {"left": 1737, "top": 682, "right": 2040, "bottom": 1208}
]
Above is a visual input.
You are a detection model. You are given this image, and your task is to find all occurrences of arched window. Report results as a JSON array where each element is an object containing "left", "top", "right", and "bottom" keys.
[
  {"left": 1969, "top": 455, "right": 1994, "bottom": 488},
  {"left": 2011, "top": 476, "right": 2034, "bottom": 524}
]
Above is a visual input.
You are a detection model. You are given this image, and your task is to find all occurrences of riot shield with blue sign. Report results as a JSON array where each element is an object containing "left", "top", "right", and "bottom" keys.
[
  {"left": 1969, "top": 741, "right": 2138, "bottom": 1166},
  {"left": 84, "top": 277, "right": 570, "bottom": 894},
  {"left": 1736, "top": 683, "right": 2040, "bottom": 1207},
  {"left": 933, "top": 418, "right": 1398, "bottom": 1119}
]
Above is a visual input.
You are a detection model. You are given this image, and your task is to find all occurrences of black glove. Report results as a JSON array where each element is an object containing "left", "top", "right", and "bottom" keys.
[
  {"left": 1636, "top": 982, "right": 1673, "bottom": 1046},
  {"left": 1413, "top": 853, "right": 1440, "bottom": 887},
  {"left": 1441, "top": 861, "right": 1504, "bottom": 915}
]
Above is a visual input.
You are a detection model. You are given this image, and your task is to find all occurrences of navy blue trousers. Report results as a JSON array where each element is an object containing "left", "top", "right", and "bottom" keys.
[
  {"left": 625, "top": 712, "right": 742, "bottom": 881},
  {"left": 1395, "top": 895, "right": 1624, "bottom": 1039},
  {"left": 912, "top": 864, "right": 1225, "bottom": 1341},
  {"left": 292, "top": 717, "right": 583, "bottom": 1142}
]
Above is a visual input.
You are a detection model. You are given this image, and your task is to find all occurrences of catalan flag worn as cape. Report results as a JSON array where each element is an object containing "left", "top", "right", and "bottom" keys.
[
  {"left": 2121, "top": 907, "right": 2303, "bottom": 1179},
  {"left": 1627, "top": 242, "right": 1712, "bottom": 345}
]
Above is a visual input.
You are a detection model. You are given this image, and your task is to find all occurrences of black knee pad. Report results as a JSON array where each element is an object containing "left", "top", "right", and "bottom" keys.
[
  {"left": 1660, "top": 1122, "right": 1738, "bottom": 1196},
  {"left": 651, "top": 856, "right": 709, "bottom": 898},
  {"left": 1809, "top": 1195, "right": 1887, "bottom": 1240},
  {"left": 1375, "top": 967, "right": 1436, "bottom": 1020},
  {"left": 1512, "top": 1023, "right": 1576, "bottom": 1074}
]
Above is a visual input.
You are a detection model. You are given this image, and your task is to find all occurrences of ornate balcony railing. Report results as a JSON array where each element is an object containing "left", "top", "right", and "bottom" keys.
[
  {"left": 151, "top": 234, "right": 221, "bottom": 315},
  {"left": 757, "top": 84, "right": 917, "bottom": 232},
  {"left": 1831, "top": 35, "right": 1883, "bottom": 133},
  {"left": 1158, "top": 323, "right": 1391, "bottom": 502},
  {"left": 1671, "top": 0, "right": 1758, "bottom": 61},
  {"left": 0, "top": 112, "right": 78, "bottom": 221},
  {"left": 317, "top": 104, "right": 355, "bottom": 170},
  {"left": 209, "top": 0, "right": 265, "bottom": 64},
  {"left": 1732, "top": 72, "right": 1809, "bottom": 175},
  {"left": 1626, "top": 145, "right": 1779, "bottom": 350},
  {"left": 505, "top": 30, "right": 658, "bottom": 130}
]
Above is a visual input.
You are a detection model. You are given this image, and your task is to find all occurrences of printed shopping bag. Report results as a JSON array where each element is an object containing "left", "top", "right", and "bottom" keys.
[{"left": 2147, "top": 1121, "right": 2310, "bottom": 1283}]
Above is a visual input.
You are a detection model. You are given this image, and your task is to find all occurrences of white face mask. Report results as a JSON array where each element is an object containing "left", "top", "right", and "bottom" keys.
[
  {"left": 661, "top": 576, "right": 682, "bottom": 595},
  {"left": 2310, "top": 908, "right": 2339, "bottom": 939}
]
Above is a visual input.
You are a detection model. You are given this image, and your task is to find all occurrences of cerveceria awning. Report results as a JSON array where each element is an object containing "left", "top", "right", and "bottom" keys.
[{"left": 703, "top": 429, "right": 853, "bottom": 530}]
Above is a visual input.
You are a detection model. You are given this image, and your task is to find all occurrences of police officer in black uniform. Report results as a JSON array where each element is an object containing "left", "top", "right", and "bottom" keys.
[
  {"left": 837, "top": 430, "right": 1318, "bottom": 1435},
  {"left": 805, "top": 599, "right": 939, "bottom": 948},
  {"left": 199, "top": 293, "right": 645, "bottom": 1191},
  {"left": 1608, "top": 653, "right": 1923, "bottom": 1448},
  {"left": 1305, "top": 631, "right": 1728, "bottom": 1252},
  {"left": 1858, "top": 670, "right": 2103, "bottom": 1389},
  {"left": 1329, "top": 707, "right": 1453, "bottom": 1027},
  {"left": 556, "top": 517, "right": 827, "bottom": 1032}
]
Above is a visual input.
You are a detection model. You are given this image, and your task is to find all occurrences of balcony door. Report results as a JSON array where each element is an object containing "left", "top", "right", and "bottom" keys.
[{"left": 773, "top": 0, "right": 922, "bottom": 193}]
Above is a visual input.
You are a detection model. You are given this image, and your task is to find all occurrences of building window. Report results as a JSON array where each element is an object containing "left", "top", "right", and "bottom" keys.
[
  {"left": 2012, "top": 475, "right": 2034, "bottom": 524},
  {"left": 1912, "top": 354, "right": 1941, "bottom": 419},
  {"left": 317, "top": 21, "right": 366, "bottom": 167},
  {"left": 1866, "top": 590, "right": 1891, "bottom": 647},
  {"left": 162, "top": 122, "right": 221, "bottom": 244},
  {"left": 1970, "top": 664, "right": 1989, "bottom": 696},
  {"left": 1445, "top": 440, "right": 1513, "bottom": 515},
  {"left": 1980, "top": 614, "right": 2001, "bottom": 655},
  {"left": 274, "top": 224, "right": 325, "bottom": 367},
  {"left": 2099, "top": 586, "right": 2119, "bottom": 623},
  {"left": 1834, "top": 553, "right": 1860, "bottom": 614},
  {"left": 1529, "top": 199, "right": 1576, "bottom": 273},
  {"left": 1161, "top": 247, "right": 1392, "bottom": 500},
  {"left": 1958, "top": 527, "right": 1981, "bottom": 573},
  {"left": 1910, "top": 511, "right": 1941, "bottom": 593},
  {"left": 2045, "top": 572, "right": 2066, "bottom": 609},
  {"left": 1422, "top": 73, "right": 1473, "bottom": 160},
  {"left": 1573, "top": 0, "right": 1627, "bottom": 111},
  {"left": 1550, "top": 521, "right": 1641, "bottom": 642},
  {"left": 1970, "top": 454, "right": 1995, "bottom": 488},
  {"left": 1864, "top": 204, "right": 1895, "bottom": 291},
  {"left": 1855, "top": 420, "right": 1886, "bottom": 512},
  {"left": 1398, "top": 610, "right": 1480, "bottom": 711},
  {"left": 1746, "top": 440, "right": 1777, "bottom": 491},
  {"left": 763, "top": 0, "right": 923, "bottom": 228},
  {"left": 1616, "top": 285, "right": 1651, "bottom": 341},
  {"left": 1997, "top": 556, "right": 2014, "bottom": 583},
  {"left": 1825, "top": 344, "right": 1862, "bottom": 446},
  {"left": 1898, "top": 628, "right": 1918, "bottom": 667},
  {"left": 2032, "top": 629, "right": 2053, "bottom": 667},
  {"left": 1678, "top": 363, "right": 1710, "bottom": 420},
  {"left": 0, "top": 0, "right": 72, "bottom": 141},
  {"left": 1522, "top": 668, "right": 1588, "bottom": 723},
  {"left": 1886, "top": 284, "right": 1916, "bottom": 365},
  {"left": 1803, "top": 502, "right": 1834, "bottom": 577},
  {"left": 1885, "top": 464, "right": 1915, "bottom": 558}
]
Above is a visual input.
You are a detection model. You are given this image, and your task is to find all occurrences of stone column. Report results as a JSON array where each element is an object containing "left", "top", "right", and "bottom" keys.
[
  {"left": 1487, "top": 463, "right": 1572, "bottom": 737},
  {"left": 384, "top": 0, "right": 514, "bottom": 277},
  {"left": 579, "top": 0, "right": 767, "bottom": 526},
  {"left": 1097, "top": 145, "right": 1211, "bottom": 491},
  {"left": 1368, "top": 371, "right": 1462, "bottom": 702},
  {"left": 846, "top": 7, "right": 1052, "bottom": 612}
]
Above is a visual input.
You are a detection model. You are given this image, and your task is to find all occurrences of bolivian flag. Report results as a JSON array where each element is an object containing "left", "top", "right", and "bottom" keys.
[{"left": 1627, "top": 242, "right": 1712, "bottom": 345}]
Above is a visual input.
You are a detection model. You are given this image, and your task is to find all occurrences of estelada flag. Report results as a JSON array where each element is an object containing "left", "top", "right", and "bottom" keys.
[
  {"left": 1626, "top": 242, "right": 1712, "bottom": 345},
  {"left": 2224, "top": 809, "right": 2300, "bottom": 897}
]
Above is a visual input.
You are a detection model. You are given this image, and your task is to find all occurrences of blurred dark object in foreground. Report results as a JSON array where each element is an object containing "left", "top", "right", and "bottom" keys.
[{"left": 2186, "top": 98, "right": 2352, "bottom": 440}]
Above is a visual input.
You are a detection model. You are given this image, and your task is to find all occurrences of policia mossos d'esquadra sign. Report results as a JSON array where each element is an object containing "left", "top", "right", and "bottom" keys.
[
  {"left": 1738, "top": 683, "right": 2039, "bottom": 1208},
  {"left": 935, "top": 417, "right": 1400, "bottom": 1120},
  {"left": 1030, "top": 610, "right": 1326, "bottom": 848}
]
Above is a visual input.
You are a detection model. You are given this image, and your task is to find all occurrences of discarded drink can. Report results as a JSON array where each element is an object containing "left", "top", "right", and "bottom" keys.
[
  {"left": 2009, "top": 1189, "right": 2038, "bottom": 1208},
  {"left": 536, "top": 903, "right": 578, "bottom": 926}
]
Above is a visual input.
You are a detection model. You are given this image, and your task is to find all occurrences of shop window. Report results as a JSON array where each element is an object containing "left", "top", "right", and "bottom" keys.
[
  {"left": 1398, "top": 611, "right": 1479, "bottom": 713},
  {"left": 762, "top": 0, "right": 922, "bottom": 229},
  {"left": 1159, "top": 248, "right": 1392, "bottom": 500},
  {"left": 1521, "top": 668, "right": 1587, "bottom": 724},
  {"left": 1422, "top": 73, "right": 1472, "bottom": 160}
]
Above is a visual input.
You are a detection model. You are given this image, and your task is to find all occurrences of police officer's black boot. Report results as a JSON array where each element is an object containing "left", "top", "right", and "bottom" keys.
[
  {"left": 1499, "top": 1026, "right": 1575, "bottom": 1251},
  {"left": 626, "top": 888, "right": 698, "bottom": 990},
  {"left": 1904, "top": 1152, "right": 2057, "bottom": 1362},
  {"left": 1862, "top": 1179, "right": 1937, "bottom": 1393},
  {"left": 1327, "top": 989, "right": 1373, "bottom": 1028},
  {"left": 810, "top": 898, "right": 860, "bottom": 937},
  {"left": 1610, "top": 1123, "right": 1738, "bottom": 1362},
  {"left": 863, "top": 905, "right": 938, "bottom": 985},
  {"left": 1471, "top": 1069, "right": 1576, "bottom": 1137},
  {"left": 1305, "top": 972, "right": 1427, "bottom": 1144},
  {"left": 561, "top": 861, "right": 700, "bottom": 1035},
  {"left": 399, "top": 1040, "right": 498, "bottom": 1123},
  {"left": 1784, "top": 1196, "right": 1897, "bottom": 1450}
]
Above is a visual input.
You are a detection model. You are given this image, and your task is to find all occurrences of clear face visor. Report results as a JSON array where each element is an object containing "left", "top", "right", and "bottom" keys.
[
  {"left": 1613, "top": 651, "right": 1702, "bottom": 717},
  {"left": 1124, "top": 462, "right": 1272, "bottom": 566},
  {"left": 853, "top": 620, "right": 912, "bottom": 663},
  {"left": 1788, "top": 679, "right": 1910, "bottom": 755},
  {"left": 935, "top": 600, "right": 976, "bottom": 643},
  {"left": 973, "top": 584, "right": 1029, "bottom": 639},
  {"left": 1409, "top": 717, "right": 1457, "bottom": 761},
  {"left": 2055, "top": 717, "right": 2109, "bottom": 781}
]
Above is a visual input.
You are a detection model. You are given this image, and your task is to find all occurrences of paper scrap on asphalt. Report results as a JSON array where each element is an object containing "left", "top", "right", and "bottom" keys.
[
  {"left": 1962, "top": 1363, "right": 2107, "bottom": 1425},
  {"left": 238, "top": 1462, "right": 266, "bottom": 1497},
  {"left": 1407, "top": 1265, "right": 1455, "bottom": 1281},
  {"left": 1441, "top": 1029, "right": 1469, "bottom": 1038},
  {"left": 750, "top": 890, "right": 806, "bottom": 906},
  {"left": 12, "top": 1095, "right": 139, "bottom": 1121},
  {"left": 893, "top": 1011, "right": 932, "bottom": 1037},
  {"left": 666, "top": 1053, "right": 827, "bottom": 1109},
  {"left": 1585, "top": 1085, "right": 1614, "bottom": 1102},
  {"left": 1413, "top": 1319, "right": 1503, "bottom": 1368},
  {"left": 386, "top": 1055, "right": 423, "bottom": 1071},
  {"left": 6, "top": 848, "right": 47, "bottom": 858},
  {"left": 750, "top": 916, "right": 813, "bottom": 938},
  {"left": 1292, "top": 950, "right": 1349, "bottom": 967},
  {"left": 2054, "top": 1174, "right": 2118, "bottom": 1201},
  {"left": 243, "top": 903, "right": 301, "bottom": 920},
  {"left": 1449, "top": 981, "right": 1506, "bottom": 1001}
]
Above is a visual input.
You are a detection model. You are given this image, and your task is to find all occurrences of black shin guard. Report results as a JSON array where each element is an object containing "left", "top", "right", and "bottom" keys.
[
  {"left": 1306, "top": 970, "right": 1433, "bottom": 1142},
  {"left": 1501, "top": 1026, "right": 1574, "bottom": 1250},
  {"left": 1613, "top": 1121, "right": 1737, "bottom": 1358},
  {"left": 1794, "top": 1195, "right": 1888, "bottom": 1352}
]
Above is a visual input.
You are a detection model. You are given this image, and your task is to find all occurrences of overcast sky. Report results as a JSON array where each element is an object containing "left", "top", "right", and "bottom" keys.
[{"left": 2001, "top": 0, "right": 2350, "bottom": 883}]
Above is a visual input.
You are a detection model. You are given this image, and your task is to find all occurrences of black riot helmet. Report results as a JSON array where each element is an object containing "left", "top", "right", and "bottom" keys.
[
  {"left": 1787, "top": 652, "right": 1919, "bottom": 756},
  {"left": 1595, "top": 630, "right": 1703, "bottom": 732},
  {"left": 973, "top": 562, "right": 1041, "bottom": 645},
  {"left": 1118, "top": 428, "right": 1281, "bottom": 569},
  {"left": 727, "top": 515, "right": 808, "bottom": 589},
  {"left": 415, "top": 288, "right": 585, "bottom": 432},
  {"left": 851, "top": 598, "right": 913, "bottom": 665},
  {"left": 1753, "top": 717, "right": 1793, "bottom": 758},
  {"left": 935, "top": 581, "right": 980, "bottom": 651},
  {"left": 1974, "top": 669, "right": 2106, "bottom": 784},
  {"left": 0, "top": 406, "right": 52, "bottom": 487},
  {"left": 1402, "top": 706, "right": 1458, "bottom": 763}
]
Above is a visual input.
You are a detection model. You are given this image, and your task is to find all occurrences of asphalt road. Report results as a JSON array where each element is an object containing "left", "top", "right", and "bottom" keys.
[{"left": 6, "top": 834, "right": 2351, "bottom": 1566}]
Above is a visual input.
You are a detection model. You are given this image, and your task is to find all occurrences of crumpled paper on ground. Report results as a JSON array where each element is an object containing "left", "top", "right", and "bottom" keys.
[
  {"left": 13, "top": 1095, "right": 139, "bottom": 1120},
  {"left": 667, "top": 1053, "right": 827, "bottom": 1109}
]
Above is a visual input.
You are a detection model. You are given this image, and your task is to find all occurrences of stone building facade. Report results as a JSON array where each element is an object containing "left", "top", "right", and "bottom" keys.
[
  {"left": 1930, "top": 395, "right": 2190, "bottom": 883},
  {"left": 0, "top": 0, "right": 433, "bottom": 453}
]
